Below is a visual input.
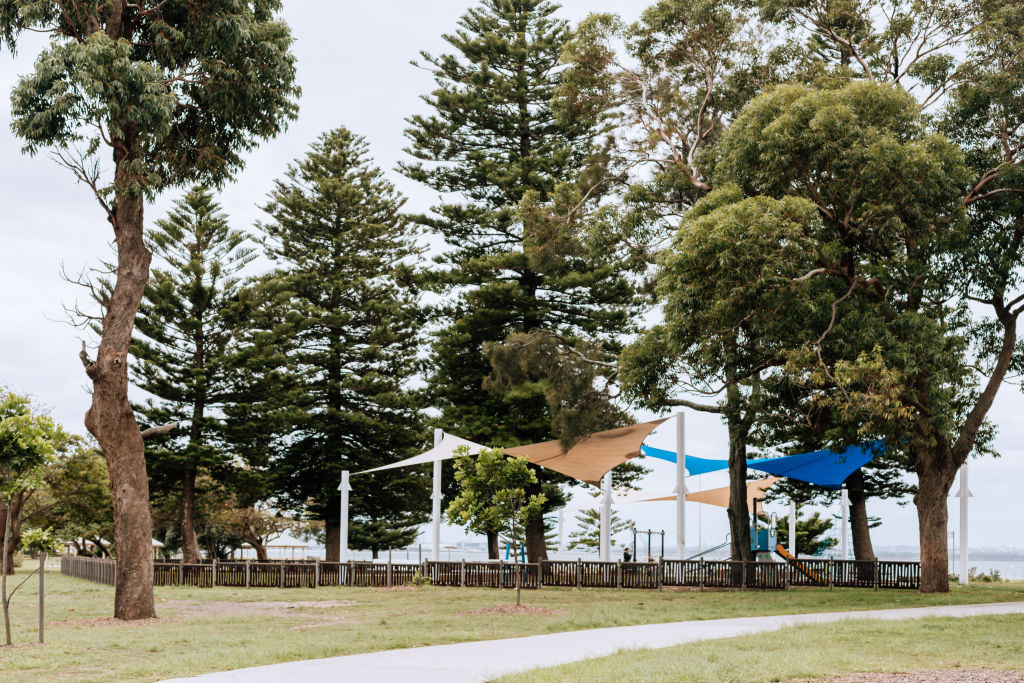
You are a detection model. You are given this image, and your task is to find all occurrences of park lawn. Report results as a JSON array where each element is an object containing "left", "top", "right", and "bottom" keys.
[
  {"left": 0, "top": 572, "right": 1020, "bottom": 681},
  {"left": 500, "top": 612, "right": 1024, "bottom": 682}
]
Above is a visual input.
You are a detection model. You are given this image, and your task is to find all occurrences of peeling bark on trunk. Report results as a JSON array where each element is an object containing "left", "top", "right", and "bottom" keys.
[
  {"left": 324, "top": 519, "right": 339, "bottom": 562},
  {"left": 180, "top": 466, "right": 200, "bottom": 564},
  {"left": 83, "top": 177, "right": 156, "bottom": 619},
  {"left": 846, "top": 469, "right": 875, "bottom": 561},
  {"left": 487, "top": 530, "right": 499, "bottom": 560}
]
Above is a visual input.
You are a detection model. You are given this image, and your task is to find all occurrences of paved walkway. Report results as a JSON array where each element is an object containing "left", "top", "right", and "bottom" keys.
[{"left": 166, "top": 601, "right": 1024, "bottom": 682}]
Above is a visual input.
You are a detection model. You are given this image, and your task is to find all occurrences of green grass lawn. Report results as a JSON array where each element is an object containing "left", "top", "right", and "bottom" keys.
[
  {"left": 500, "top": 613, "right": 1024, "bottom": 682},
  {"left": 0, "top": 571, "right": 1021, "bottom": 681}
]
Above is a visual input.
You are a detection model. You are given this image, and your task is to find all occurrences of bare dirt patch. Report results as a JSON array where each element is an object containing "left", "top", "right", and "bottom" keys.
[
  {"left": 819, "top": 670, "right": 1024, "bottom": 682},
  {"left": 159, "top": 598, "right": 356, "bottom": 617},
  {"left": 459, "top": 604, "right": 563, "bottom": 617}
]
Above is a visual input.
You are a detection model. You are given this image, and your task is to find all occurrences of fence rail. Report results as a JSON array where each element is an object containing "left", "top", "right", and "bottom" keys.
[{"left": 61, "top": 555, "right": 920, "bottom": 591}]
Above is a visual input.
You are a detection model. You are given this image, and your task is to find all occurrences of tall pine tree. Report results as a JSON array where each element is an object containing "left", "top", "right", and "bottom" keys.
[
  {"left": 402, "top": 0, "right": 629, "bottom": 561},
  {"left": 132, "top": 188, "right": 254, "bottom": 564},
  {"left": 252, "top": 128, "right": 429, "bottom": 560}
]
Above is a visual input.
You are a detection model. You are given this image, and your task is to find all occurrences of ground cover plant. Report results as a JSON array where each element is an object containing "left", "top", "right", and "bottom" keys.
[
  {"left": 502, "top": 613, "right": 1024, "bottom": 682},
  {"left": 0, "top": 572, "right": 1020, "bottom": 680}
]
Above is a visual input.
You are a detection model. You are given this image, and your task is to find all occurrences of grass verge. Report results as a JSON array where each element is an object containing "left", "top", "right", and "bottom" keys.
[
  {"left": 0, "top": 571, "right": 1020, "bottom": 681},
  {"left": 499, "top": 613, "right": 1024, "bottom": 682}
]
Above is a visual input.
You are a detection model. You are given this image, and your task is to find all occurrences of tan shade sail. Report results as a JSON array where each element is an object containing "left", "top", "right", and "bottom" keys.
[
  {"left": 505, "top": 419, "right": 668, "bottom": 485},
  {"left": 641, "top": 476, "right": 781, "bottom": 514}
]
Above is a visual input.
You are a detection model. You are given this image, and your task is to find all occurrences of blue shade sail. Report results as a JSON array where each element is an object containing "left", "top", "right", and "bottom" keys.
[{"left": 639, "top": 441, "right": 883, "bottom": 488}]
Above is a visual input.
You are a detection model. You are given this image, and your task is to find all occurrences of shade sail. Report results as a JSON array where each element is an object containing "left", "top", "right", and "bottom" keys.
[
  {"left": 506, "top": 419, "right": 668, "bottom": 485},
  {"left": 636, "top": 477, "right": 780, "bottom": 515},
  {"left": 640, "top": 446, "right": 730, "bottom": 476},
  {"left": 356, "top": 433, "right": 489, "bottom": 474},
  {"left": 575, "top": 477, "right": 780, "bottom": 514},
  {"left": 638, "top": 441, "right": 882, "bottom": 489}
]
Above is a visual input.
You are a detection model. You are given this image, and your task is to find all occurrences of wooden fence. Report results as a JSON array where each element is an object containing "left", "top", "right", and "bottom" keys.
[{"left": 61, "top": 555, "right": 921, "bottom": 591}]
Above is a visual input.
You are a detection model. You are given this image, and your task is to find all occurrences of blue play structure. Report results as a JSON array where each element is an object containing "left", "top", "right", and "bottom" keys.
[{"left": 504, "top": 541, "right": 526, "bottom": 563}]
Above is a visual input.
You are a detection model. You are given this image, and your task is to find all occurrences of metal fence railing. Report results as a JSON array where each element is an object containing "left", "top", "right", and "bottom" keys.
[{"left": 61, "top": 555, "right": 921, "bottom": 591}]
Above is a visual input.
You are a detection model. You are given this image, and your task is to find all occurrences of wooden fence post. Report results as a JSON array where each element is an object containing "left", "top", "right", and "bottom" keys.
[
  {"left": 657, "top": 558, "right": 663, "bottom": 591},
  {"left": 741, "top": 561, "right": 747, "bottom": 591},
  {"left": 179, "top": 561, "right": 184, "bottom": 587},
  {"left": 314, "top": 559, "right": 320, "bottom": 588},
  {"left": 280, "top": 561, "right": 285, "bottom": 588},
  {"left": 874, "top": 558, "right": 879, "bottom": 591},
  {"left": 616, "top": 560, "right": 622, "bottom": 589},
  {"left": 699, "top": 558, "right": 705, "bottom": 591},
  {"left": 828, "top": 558, "right": 834, "bottom": 591},
  {"left": 212, "top": 559, "right": 218, "bottom": 588},
  {"left": 245, "top": 560, "right": 250, "bottom": 588},
  {"left": 498, "top": 560, "right": 504, "bottom": 589},
  {"left": 460, "top": 558, "right": 466, "bottom": 588},
  {"left": 348, "top": 559, "right": 355, "bottom": 587},
  {"left": 387, "top": 558, "right": 393, "bottom": 588}
]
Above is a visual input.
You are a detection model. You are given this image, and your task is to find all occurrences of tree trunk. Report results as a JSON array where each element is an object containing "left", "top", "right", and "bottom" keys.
[
  {"left": 0, "top": 493, "right": 24, "bottom": 575},
  {"left": 371, "top": 548, "right": 379, "bottom": 560},
  {"left": 3, "top": 499, "right": 12, "bottom": 645},
  {"left": 253, "top": 542, "right": 269, "bottom": 562},
  {"left": 180, "top": 465, "right": 201, "bottom": 564},
  {"left": 915, "top": 449, "right": 957, "bottom": 593},
  {"left": 324, "top": 519, "right": 339, "bottom": 562},
  {"left": 846, "top": 469, "right": 875, "bottom": 561},
  {"left": 487, "top": 530, "right": 499, "bottom": 560},
  {"left": 524, "top": 511, "right": 547, "bottom": 563},
  {"left": 726, "top": 412, "right": 753, "bottom": 562},
  {"left": 83, "top": 178, "right": 156, "bottom": 620}
]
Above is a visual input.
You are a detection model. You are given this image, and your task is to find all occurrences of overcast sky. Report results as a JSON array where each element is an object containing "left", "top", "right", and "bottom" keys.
[{"left": 1, "top": 1, "right": 1021, "bottom": 554}]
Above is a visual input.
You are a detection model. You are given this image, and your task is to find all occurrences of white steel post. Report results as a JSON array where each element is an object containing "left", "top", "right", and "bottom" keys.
[
  {"left": 676, "top": 412, "right": 686, "bottom": 559},
  {"left": 959, "top": 463, "right": 969, "bottom": 585},
  {"left": 599, "top": 472, "right": 612, "bottom": 561},
  {"left": 431, "top": 428, "right": 443, "bottom": 562},
  {"left": 557, "top": 508, "right": 565, "bottom": 558},
  {"left": 840, "top": 487, "right": 849, "bottom": 561},
  {"left": 338, "top": 470, "right": 351, "bottom": 562},
  {"left": 788, "top": 499, "right": 796, "bottom": 556}
]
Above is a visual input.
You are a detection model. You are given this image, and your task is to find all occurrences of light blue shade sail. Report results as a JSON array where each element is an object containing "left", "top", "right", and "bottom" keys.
[{"left": 639, "top": 441, "right": 883, "bottom": 488}]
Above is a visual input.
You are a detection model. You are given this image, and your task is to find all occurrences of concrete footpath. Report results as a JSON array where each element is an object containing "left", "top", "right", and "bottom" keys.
[{"left": 166, "top": 601, "right": 1024, "bottom": 682}]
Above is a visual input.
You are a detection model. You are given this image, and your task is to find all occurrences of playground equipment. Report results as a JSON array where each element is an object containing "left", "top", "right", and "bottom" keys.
[
  {"left": 631, "top": 528, "right": 665, "bottom": 561},
  {"left": 749, "top": 498, "right": 777, "bottom": 561},
  {"left": 775, "top": 543, "right": 825, "bottom": 583},
  {"left": 685, "top": 534, "right": 730, "bottom": 561},
  {"left": 503, "top": 541, "right": 526, "bottom": 563}
]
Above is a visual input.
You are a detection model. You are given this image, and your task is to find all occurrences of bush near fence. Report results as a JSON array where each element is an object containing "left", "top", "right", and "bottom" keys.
[{"left": 61, "top": 555, "right": 921, "bottom": 591}]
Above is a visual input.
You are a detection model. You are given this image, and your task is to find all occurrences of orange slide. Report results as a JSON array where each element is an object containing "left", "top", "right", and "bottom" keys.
[{"left": 775, "top": 544, "right": 825, "bottom": 583}]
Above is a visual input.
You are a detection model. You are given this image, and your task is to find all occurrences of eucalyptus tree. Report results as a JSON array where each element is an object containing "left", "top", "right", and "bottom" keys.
[
  {"left": 1, "top": 1, "right": 299, "bottom": 618},
  {"left": 745, "top": 0, "right": 1024, "bottom": 591}
]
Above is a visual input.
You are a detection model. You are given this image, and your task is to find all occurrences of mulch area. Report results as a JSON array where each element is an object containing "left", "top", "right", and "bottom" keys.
[
  {"left": 819, "top": 670, "right": 1024, "bottom": 682},
  {"left": 458, "top": 604, "right": 562, "bottom": 616},
  {"left": 46, "top": 616, "right": 170, "bottom": 628}
]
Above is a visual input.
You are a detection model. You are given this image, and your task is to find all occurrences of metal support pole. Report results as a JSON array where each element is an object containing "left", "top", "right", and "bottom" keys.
[
  {"left": 959, "top": 463, "right": 969, "bottom": 585},
  {"left": 788, "top": 499, "right": 797, "bottom": 557},
  {"left": 599, "top": 471, "right": 612, "bottom": 561},
  {"left": 432, "top": 428, "right": 443, "bottom": 563},
  {"left": 557, "top": 508, "right": 565, "bottom": 558},
  {"left": 840, "top": 487, "right": 849, "bottom": 561},
  {"left": 676, "top": 412, "right": 686, "bottom": 559},
  {"left": 338, "top": 470, "right": 351, "bottom": 563}
]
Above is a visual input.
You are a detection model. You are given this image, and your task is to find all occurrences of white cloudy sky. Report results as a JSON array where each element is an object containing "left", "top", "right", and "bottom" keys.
[{"left": 0, "top": 1, "right": 1020, "bottom": 553}]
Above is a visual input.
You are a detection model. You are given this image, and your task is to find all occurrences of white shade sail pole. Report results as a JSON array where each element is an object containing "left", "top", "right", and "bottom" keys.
[
  {"left": 676, "top": 412, "right": 686, "bottom": 559},
  {"left": 557, "top": 508, "right": 565, "bottom": 558},
  {"left": 959, "top": 462, "right": 969, "bottom": 585},
  {"left": 599, "top": 472, "right": 612, "bottom": 561},
  {"left": 840, "top": 487, "right": 849, "bottom": 561},
  {"left": 338, "top": 470, "right": 351, "bottom": 562},
  {"left": 788, "top": 499, "right": 796, "bottom": 556},
  {"left": 431, "top": 428, "right": 443, "bottom": 562}
]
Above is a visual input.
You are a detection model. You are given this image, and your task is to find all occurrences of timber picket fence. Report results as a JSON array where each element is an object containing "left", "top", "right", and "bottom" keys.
[{"left": 61, "top": 555, "right": 921, "bottom": 591}]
